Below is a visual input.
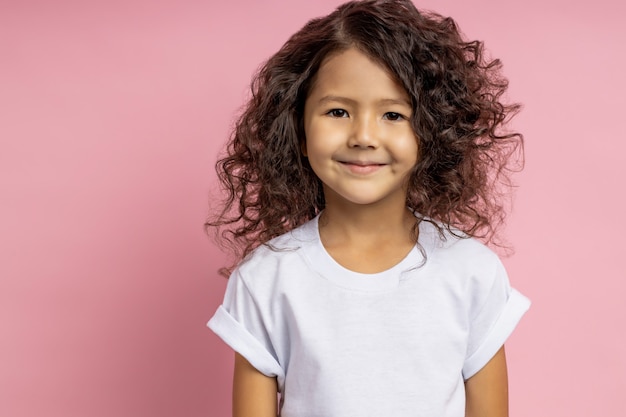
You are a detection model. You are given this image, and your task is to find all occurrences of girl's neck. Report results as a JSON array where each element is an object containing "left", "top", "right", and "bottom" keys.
[
  {"left": 318, "top": 201, "right": 418, "bottom": 274},
  {"left": 320, "top": 203, "right": 415, "bottom": 241}
]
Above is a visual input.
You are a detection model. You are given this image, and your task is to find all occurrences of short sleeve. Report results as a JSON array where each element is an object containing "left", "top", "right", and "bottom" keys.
[
  {"left": 207, "top": 270, "right": 285, "bottom": 381},
  {"left": 462, "top": 258, "right": 530, "bottom": 380}
]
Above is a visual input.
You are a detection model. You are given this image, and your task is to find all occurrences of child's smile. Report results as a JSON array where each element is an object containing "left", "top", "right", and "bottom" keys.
[
  {"left": 338, "top": 160, "right": 386, "bottom": 175},
  {"left": 303, "top": 47, "right": 418, "bottom": 208}
]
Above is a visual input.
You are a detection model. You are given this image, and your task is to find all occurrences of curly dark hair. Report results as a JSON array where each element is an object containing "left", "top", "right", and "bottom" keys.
[{"left": 207, "top": 0, "right": 523, "bottom": 272}]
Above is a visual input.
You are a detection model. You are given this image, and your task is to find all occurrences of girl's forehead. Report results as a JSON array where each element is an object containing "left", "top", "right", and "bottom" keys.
[{"left": 309, "top": 48, "right": 410, "bottom": 102}]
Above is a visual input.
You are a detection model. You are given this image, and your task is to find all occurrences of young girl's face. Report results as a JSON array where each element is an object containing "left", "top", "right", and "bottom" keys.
[{"left": 303, "top": 47, "right": 418, "bottom": 209}]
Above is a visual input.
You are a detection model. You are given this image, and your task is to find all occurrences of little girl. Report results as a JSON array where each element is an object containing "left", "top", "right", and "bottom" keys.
[{"left": 207, "top": 1, "right": 530, "bottom": 416}]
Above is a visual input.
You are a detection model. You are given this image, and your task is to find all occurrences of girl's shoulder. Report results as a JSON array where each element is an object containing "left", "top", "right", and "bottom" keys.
[
  {"left": 418, "top": 221, "right": 514, "bottom": 316},
  {"left": 419, "top": 219, "right": 503, "bottom": 273},
  {"left": 235, "top": 217, "right": 318, "bottom": 274},
  {"left": 225, "top": 218, "right": 320, "bottom": 303}
]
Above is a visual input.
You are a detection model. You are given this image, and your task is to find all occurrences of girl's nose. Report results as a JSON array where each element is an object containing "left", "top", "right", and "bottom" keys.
[{"left": 348, "top": 116, "right": 379, "bottom": 149}]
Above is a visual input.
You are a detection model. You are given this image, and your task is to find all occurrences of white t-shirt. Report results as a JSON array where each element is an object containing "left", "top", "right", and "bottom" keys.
[{"left": 208, "top": 215, "right": 530, "bottom": 417}]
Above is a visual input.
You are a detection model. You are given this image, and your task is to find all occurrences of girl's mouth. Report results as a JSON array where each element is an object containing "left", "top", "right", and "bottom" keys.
[{"left": 339, "top": 161, "right": 386, "bottom": 174}]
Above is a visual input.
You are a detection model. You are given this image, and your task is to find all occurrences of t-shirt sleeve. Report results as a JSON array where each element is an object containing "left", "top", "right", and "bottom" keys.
[
  {"left": 462, "top": 257, "right": 530, "bottom": 380},
  {"left": 207, "top": 270, "right": 285, "bottom": 381}
]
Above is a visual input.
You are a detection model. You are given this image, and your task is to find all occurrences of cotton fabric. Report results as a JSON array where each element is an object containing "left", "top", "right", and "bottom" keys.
[{"left": 208, "top": 215, "right": 530, "bottom": 416}]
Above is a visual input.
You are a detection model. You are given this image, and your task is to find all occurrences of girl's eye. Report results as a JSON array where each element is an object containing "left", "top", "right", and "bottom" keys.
[
  {"left": 384, "top": 112, "right": 405, "bottom": 121},
  {"left": 327, "top": 109, "right": 348, "bottom": 118}
]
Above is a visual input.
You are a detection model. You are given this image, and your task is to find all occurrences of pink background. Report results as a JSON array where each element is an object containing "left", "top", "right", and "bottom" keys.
[{"left": 1, "top": 0, "right": 625, "bottom": 416}]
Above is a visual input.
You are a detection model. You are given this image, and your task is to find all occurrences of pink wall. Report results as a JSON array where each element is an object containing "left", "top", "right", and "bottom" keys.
[{"left": 1, "top": 1, "right": 624, "bottom": 416}]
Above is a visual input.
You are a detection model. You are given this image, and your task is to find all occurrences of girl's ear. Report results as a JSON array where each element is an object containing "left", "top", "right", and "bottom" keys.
[{"left": 300, "top": 140, "right": 308, "bottom": 157}]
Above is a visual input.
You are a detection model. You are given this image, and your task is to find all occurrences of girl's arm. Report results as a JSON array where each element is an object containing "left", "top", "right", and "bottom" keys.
[
  {"left": 233, "top": 352, "right": 278, "bottom": 417},
  {"left": 464, "top": 346, "right": 509, "bottom": 417}
]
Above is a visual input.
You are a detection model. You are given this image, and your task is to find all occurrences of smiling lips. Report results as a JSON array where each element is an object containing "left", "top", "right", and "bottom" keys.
[{"left": 338, "top": 160, "right": 387, "bottom": 174}]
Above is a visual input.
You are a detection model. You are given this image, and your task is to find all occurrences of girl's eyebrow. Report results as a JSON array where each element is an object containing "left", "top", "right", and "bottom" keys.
[
  {"left": 317, "top": 95, "right": 356, "bottom": 106},
  {"left": 317, "top": 95, "right": 411, "bottom": 107}
]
